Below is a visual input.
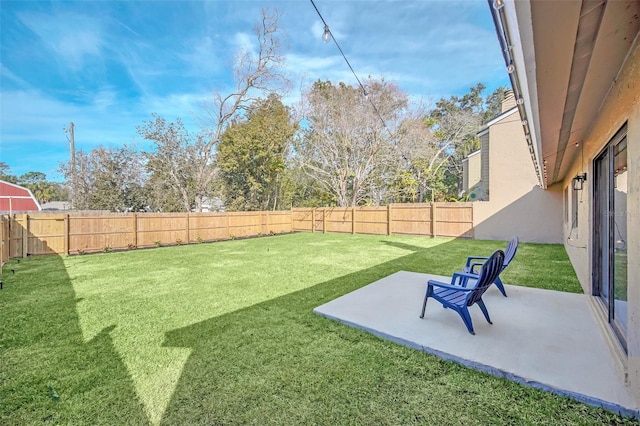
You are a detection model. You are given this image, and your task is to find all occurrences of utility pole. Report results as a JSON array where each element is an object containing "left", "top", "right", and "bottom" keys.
[{"left": 68, "top": 122, "right": 76, "bottom": 209}]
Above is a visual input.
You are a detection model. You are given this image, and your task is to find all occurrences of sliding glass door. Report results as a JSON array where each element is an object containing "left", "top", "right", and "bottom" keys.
[{"left": 593, "top": 124, "right": 628, "bottom": 352}]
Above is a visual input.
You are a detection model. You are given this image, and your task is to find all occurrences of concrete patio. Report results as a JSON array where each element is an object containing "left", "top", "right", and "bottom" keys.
[{"left": 313, "top": 271, "right": 639, "bottom": 417}]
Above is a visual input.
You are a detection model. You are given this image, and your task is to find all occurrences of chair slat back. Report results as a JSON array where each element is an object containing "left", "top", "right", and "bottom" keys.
[
  {"left": 503, "top": 237, "right": 519, "bottom": 267},
  {"left": 467, "top": 250, "right": 505, "bottom": 306}
]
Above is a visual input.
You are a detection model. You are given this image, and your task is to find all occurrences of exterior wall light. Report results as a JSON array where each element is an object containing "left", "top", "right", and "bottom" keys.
[
  {"left": 573, "top": 173, "right": 587, "bottom": 191},
  {"left": 493, "top": 0, "right": 505, "bottom": 10}
]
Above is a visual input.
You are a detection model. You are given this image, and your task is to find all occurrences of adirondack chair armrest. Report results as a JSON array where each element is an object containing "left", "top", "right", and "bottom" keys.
[
  {"left": 464, "top": 255, "right": 489, "bottom": 268},
  {"left": 467, "top": 262, "right": 484, "bottom": 274},
  {"left": 453, "top": 271, "right": 479, "bottom": 280},
  {"left": 428, "top": 279, "right": 474, "bottom": 292},
  {"left": 451, "top": 271, "right": 480, "bottom": 287}
]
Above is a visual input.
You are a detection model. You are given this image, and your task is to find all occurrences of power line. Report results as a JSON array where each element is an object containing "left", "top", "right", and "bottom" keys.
[{"left": 309, "top": 0, "right": 394, "bottom": 140}]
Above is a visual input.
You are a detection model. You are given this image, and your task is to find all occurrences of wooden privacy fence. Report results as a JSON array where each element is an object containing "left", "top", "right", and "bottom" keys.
[
  {"left": 291, "top": 203, "right": 473, "bottom": 238},
  {"left": 0, "top": 203, "right": 473, "bottom": 259},
  {"left": 2, "top": 211, "right": 293, "bottom": 257}
]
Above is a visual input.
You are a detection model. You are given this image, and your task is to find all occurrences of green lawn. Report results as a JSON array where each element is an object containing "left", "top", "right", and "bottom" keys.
[{"left": 0, "top": 232, "right": 632, "bottom": 424}]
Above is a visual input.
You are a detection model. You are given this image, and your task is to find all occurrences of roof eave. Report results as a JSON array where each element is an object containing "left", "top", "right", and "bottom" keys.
[{"left": 488, "top": 0, "right": 546, "bottom": 188}]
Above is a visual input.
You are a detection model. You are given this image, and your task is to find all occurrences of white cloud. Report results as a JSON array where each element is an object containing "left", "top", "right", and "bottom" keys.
[
  {"left": 286, "top": 53, "right": 342, "bottom": 72},
  {"left": 232, "top": 31, "right": 257, "bottom": 57},
  {"left": 0, "top": 64, "right": 31, "bottom": 88},
  {"left": 140, "top": 92, "right": 211, "bottom": 126},
  {"left": 92, "top": 89, "right": 117, "bottom": 111},
  {"left": 16, "top": 12, "right": 104, "bottom": 71},
  {"left": 178, "top": 35, "right": 227, "bottom": 77},
  {"left": 55, "top": 30, "right": 103, "bottom": 69}
]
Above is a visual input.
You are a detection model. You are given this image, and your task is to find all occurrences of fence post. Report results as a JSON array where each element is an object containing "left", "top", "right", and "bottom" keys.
[
  {"left": 64, "top": 214, "right": 70, "bottom": 255},
  {"left": 132, "top": 213, "right": 138, "bottom": 248},
  {"left": 22, "top": 214, "right": 29, "bottom": 258},
  {"left": 2, "top": 216, "right": 6, "bottom": 263},
  {"left": 264, "top": 211, "right": 269, "bottom": 235},
  {"left": 290, "top": 210, "right": 293, "bottom": 233},
  {"left": 352, "top": 207, "right": 356, "bottom": 234},
  {"left": 322, "top": 208, "right": 326, "bottom": 234},
  {"left": 470, "top": 204, "right": 474, "bottom": 239},
  {"left": 311, "top": 209, "right": 315, "bottom": 233},
  {"left": 387, "top": 204, "right": 392, "bottom": 235},
  {"left": 0, "top": 216, "right": 4, "bottom": 265},
  {"left": 6, "top": 215, "right": 11, "bottom": 260},
  {"left": 431, "top": 202, "right": 437, "bottom": 238},
  {"left": 290, "top": 208, "right": 294, "bottom": 233},
  {"left": 185, "top": 212, "right": 190, "bottom": 243},
  {"left": 225, "top": 212, "right": 230, "bottom": 239}
]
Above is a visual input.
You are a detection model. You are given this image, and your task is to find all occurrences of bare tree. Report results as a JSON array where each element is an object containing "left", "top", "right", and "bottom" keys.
[
  {"left": 197, "top": 7, "right": 288, "bottom": 211},
  {"left": 297, "top": 79, "right": 408, "bottom": 207},
  {"left": 386, "top": 111, "right": 433, "bottom": 203},
  {"left": 139, "top": 8, "right": 288, "bottom": 212}
]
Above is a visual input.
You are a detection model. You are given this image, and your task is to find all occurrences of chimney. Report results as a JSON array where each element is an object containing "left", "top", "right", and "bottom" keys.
[{"left": 501, "top": 90, "right": 516, "bottom": 112}]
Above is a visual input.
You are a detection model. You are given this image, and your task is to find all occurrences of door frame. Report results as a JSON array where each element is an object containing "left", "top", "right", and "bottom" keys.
[{"left": 592, "top": 123, "right": 628, "bottom": 353}]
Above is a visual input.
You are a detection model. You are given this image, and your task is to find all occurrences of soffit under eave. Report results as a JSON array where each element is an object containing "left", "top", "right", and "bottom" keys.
[
  {"left": 563, "top": 1, "right": 640, "bottom": 176},
  {"left": 527, "top": 0, "right": 640, "bottom": 186},
  {"left": 528, "top": 0, "right": 582, "bottom": 187}
]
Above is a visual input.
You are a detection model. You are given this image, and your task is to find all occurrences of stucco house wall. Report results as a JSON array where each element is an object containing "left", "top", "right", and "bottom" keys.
[
  {"left": 461, "top": 150, "right": 481, "bottom": 197},
  {"left": 560, "top": 38, "right": 640, "bottom": 394},
  {"left": 472, "top": 104, "right": 563, "bottom": 243}
]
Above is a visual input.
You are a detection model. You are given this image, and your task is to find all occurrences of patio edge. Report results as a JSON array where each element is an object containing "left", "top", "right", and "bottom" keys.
[{"left": 313, "top": 308, "right": 640, "bottom": 419}]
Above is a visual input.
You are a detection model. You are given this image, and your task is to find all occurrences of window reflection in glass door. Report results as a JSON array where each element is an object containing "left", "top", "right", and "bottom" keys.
[
  {"left": 594, "top": 124, "right": 627, "bottom": 352},
  {"left": 613, "top": 138, "right": 627, "bottom": 336}
]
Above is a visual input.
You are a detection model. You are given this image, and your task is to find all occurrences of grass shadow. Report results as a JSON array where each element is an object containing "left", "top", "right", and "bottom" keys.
[{"left": 0, "top": 255, "right": 148, "bottom": 425}]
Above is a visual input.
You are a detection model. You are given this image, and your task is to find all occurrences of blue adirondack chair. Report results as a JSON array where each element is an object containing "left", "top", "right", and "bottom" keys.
[
  {"left": 461, "top": 237, "right": 519, "bottom": 297},
  {"left": 419, "top": 249, "right": 505, "bottom": 335}
]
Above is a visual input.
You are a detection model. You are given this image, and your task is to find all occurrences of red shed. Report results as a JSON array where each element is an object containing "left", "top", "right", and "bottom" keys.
[{"left": 0, "top": 180, "right": 42, "bottom": 213}]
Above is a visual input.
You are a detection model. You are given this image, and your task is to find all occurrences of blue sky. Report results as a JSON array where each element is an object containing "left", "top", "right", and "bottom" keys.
[{"left": 0, "top": 0, "right": 509, "bottom": 182}]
